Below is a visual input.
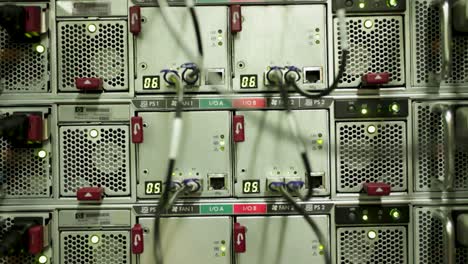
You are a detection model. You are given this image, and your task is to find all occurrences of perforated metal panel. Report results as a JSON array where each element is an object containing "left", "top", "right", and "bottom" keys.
[
  {"left": 0, "top": 216, "right": 37, "bottom": 263},
  {"left": 0, "top": 213, "right": 52, "bottom": 263},
  {"left": 337, "top": 226, "right": 407, "bottom": 264},
  {"left": 334, "top": 16, "right": 405, "bottom": 87},
  {"left": 412, "top": 0, "right": 468, "bottom": 85},
  {"left": 415, "top": 208, "right": 468, "bottom": 264},
  {"left": 61, "top": 231, "right": 130, "bottom": 264},
  {"left": 57, "top": 21, "right": 128, "bottom": 91},
  {"left": 0, "top": 138, "right": 51, "bottom": 198},
  {"left": 336, "top": 122, "right": 407, "bottom": 192},
  {"left": 59, "top": 125, "right": 130, "bottom": 196},
  {"left": 414, "top": 102, "right": 468, "bottom": 191},
  {"left": 0, "top": 27, "right": 49, "bottom": 92}
]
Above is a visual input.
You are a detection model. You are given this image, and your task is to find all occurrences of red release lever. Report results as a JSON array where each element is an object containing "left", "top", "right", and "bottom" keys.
[
  {"left": 363, "top": 182, "right": 391, "bottom": 196},
  {"left": 131, "top": 116, "right": 144, "bottom": 143},
  {"left": 77, "top": 187, "right": 104, "bottom": 201},
  {"left": 129, "top": 6, "right": 141, "bottom": 36},
  {"left": 27, "top": 114, "right": 43, "bottom": 142},
  {"left": 24, "top": 6, "right": 41, "bottom": 37},
  {"left": 234, "top": 223, "right": 246, "bottom": 253},
  {"left": 362, "top": 72, "right": 390, "bottom": 85},
  {"left": 28, "top": 225, "right": 44, "bottom": 255},
  {"left": 132, "top": 224, "right": 144, "bottom": 254},
  {"left": 75, "top": 78, "right": 103, "bottom": 91},
  {"left": 233, "top": 115, "right": 245, "bottom": 142},
  {"left": 230, "top": 5, "right": 242, "bottom": 33}
]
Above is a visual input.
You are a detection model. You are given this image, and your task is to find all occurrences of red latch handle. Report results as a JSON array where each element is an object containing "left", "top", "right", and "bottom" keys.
[
  {"left": 233, "top": 115, "right": 245, "bottom": 142},
  {"left": 129, "top": 6, "right": 141, "bottom": 36},
  {"left": 131, "top": 116, "right": 144, "bottom": 143},
  {"left": 363, "top": 182, "right": 391, "bottom": 196},
  {"left": 27, "top": 114, "right": 43, "bottom": 142},
  {"left": 75, "top": 78, "right": 103, "bottom": 91},
  {"left": 230, "top": 5, "right": 242, "bottom": 33},
  {"left": 28, "top": 225, "right": 44, "bottom": 255},
  {"left": 77, "top": 187, "right": 104, "bottom": 201},
  {"left": 362, "top": 72, "right": 390, "bottom": 85},
  {"left": 132, "top": 224, "right": 144, "bottom": 254},
  {"left": 234, "top": 223, "right": 246, "bottom": 253},
  {"left": 24, "top": 6, "right": 41, "bottom": 37}
]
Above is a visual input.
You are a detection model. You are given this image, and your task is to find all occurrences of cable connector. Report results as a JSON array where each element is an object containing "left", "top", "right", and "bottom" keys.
[
  {"left": 161, "top": 69, "right": 180, "bottom": 86},
  {"left": 286, "top": 180, "right": 305, "bottom": 192},
  {"left": 268, "top": 181, "right": 285, "bottom": 193},
  {"left": 169, "top": 181, "right": 182, "bottom": 192},
  {"left": 265, "top": 66, "right": 284, "bottom": 86},
  {"left": 181, "top": 63, "right": 200, "bottom": 86},
  {"left": 285, "top": 66, "right": 301, "bottom": 83},
  {"left": 182, "top": 178, "right": 202, "bottom": 193}
]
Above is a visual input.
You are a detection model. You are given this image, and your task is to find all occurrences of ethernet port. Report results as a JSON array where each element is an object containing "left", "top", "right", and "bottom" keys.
[
  {"left": 205, "top": 69, "right": 225, "bottom": 85},
  {"left": 309, "top": 172, "right": 324, "bottom": 189},
  {"left": 303, "top": 67, "right": 322, "bottom": 84},
  {"left": 208, "top": 174, "right": 226, "bottom": 190}
]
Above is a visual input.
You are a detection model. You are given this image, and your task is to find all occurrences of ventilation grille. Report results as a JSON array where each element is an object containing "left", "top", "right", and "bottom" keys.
[
  {"left": 0, "top": 214, "right": 52, "bottom": 264},
  {"left": 61, "top": 231, "right": 129, "bottom": 264},
  {"left": 337, "top": 226, "right": 407, "bottom": 264},
  {"left": 57, "top": 21, "right": 128, "bottom": 91},
  {"left": 414, "top": 103, "right": 468, "bottom": 191},
  {"left": 0, "top": 137, "right": 51, "bottom": 197},
  {"left": 413, "top": 0, "right": 468, "bottom": 85},
  {"left": 334, "top": 16, "right": 404, "bottom": 87},
  {"left": 59, "top": 126, "right": 130, "bottom": 196},
  {"left": 0, "top": 27, "right": 48, "bottom": 92},
  {"left": 415, "top": 208, "right": 468, "bottom": 263},
  {"left": 0, "top": 216, "right": 37, "bottom": 263},
  {"left": 336, "top": 122, "right": 407, "bottom": 192}
]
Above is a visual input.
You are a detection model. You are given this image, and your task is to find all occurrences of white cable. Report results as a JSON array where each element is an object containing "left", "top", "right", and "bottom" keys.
[
  {"left": 155, "top": 0, "right": 203, "bottom": 69},
  {"left": 337, "top": 9, "right": 349, "bottom": 51},
  {"left": 169, "top": 118, "right": 182, "bottom": 159},
  {"left": 169, "top": 75, "right": 183, "bottom": 159},
  {"left": 186, "top": 0, "right": 195, "bottom": 8}
]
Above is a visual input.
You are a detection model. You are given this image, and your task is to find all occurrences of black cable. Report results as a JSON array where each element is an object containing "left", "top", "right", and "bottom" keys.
[
  {"left": 154, "top": 75, "right": 184, "bottom": 264},
  {"left": 189, "top": 7, "right": 203, "bottom": 58},
  {"left": 279, "top": 187, "right": 330, "bottom": 264},
  {"left": 278, "top": 72, "right": 315, "bottom": 200},
  {"left": 286, "top": 50, "right": 350, "bottom": 98}
]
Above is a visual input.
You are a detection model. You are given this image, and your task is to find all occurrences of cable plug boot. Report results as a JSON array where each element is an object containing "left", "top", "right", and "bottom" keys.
[
  {"left": 182, "top": 178, "right": 202, "bottom": 193},
  {"left": 161, "top": 69, "right": 180, "bottom": 86},
  {"left": 285, "top": 66, "right": 301, "bottom": 83},
  {"left": 268, "top": 181, "right": 285, "bottom": 193},
  {"left": 286, "top": 180, "right": 305, "bottom": 192},
  {"left": 266, "top": 67, "right": 284, "bottom": 86},
  {"left": 181, "top": 63, "right": 200, "bottom": 85}
]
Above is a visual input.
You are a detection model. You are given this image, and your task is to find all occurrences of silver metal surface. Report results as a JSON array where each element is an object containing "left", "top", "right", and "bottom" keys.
[
  {"left": 433, "top": 209, "right": 456, "bottom": 264},
  {"left": 439, "top": 0, "right": 452, "bottom": 79},
  {"left": 432, "top": 104, "right": 455, "bottom": 191},
  {"left": 236, "top": 215, "right": 329, "bottom": 264}
]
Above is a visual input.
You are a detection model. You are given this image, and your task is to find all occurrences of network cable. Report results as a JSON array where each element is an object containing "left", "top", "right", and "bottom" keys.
[
  {"left": 186, "top": 0, "right": 203, "bottom": 58},
  {"left": 153, "top": 0, "right": 231, "bottom": 95},
  {"left": 268, "top": 68, "right": 315, "bottom": 200},
  {"left": 286, "top": 9, "right": 349, "bottom": 98},
  {"left": 154, "top": 72, "right": 184, "bottom": 264}
]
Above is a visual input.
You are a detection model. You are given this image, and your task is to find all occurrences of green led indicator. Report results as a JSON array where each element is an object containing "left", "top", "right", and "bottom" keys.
[
  {"left": 361, "top": 108, "right": 368, "bottom": 115},
  {"left": 362, "top": 214, "right": 369, "bottom": 221},
  {"left": 367, "top": 230, "right": 377, "bottom": 239},
  {"left": 387, "top": 0, "right": 399, "bottom": 7},
  {"left": 390, "top": 103, "right": 401, "bottom": 113},
  {"left": 390, "top": 209, "right": 401, "bottom": 220}
]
